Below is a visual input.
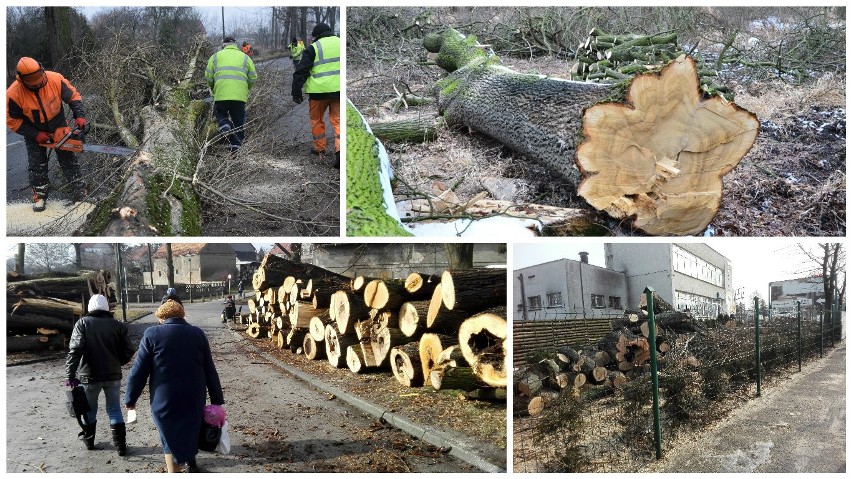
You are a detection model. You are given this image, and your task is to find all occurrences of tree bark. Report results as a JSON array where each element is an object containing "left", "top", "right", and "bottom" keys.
[
  {"left": 439, "top": 268, "right": 506, "bottom": 311},
  {"left": 333, "top": 291, "right": 372, "bottom": 335},
  {"left": 424, "top": 28, "right": 759, "bottom": 236},
  {"left": 429, "top": 365, "right": 484, "bottom": 391},
  {"left": 370, "top": 116, "right": 442, "bottom": 143},
  {"left": 7, "top": 334, "right": 65, "bottom": 352}
]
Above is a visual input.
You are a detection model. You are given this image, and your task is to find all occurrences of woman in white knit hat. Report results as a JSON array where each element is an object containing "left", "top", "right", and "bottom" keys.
[{"left": 65, "top": 294, "right": 137, "bottom": 456}]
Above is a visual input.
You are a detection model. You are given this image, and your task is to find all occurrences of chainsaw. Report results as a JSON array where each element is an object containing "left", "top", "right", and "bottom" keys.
[{"left": 39, "top": 124, "right": 136, "bottom": 156}]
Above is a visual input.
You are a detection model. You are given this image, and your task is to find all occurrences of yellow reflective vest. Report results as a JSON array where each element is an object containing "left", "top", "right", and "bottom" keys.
[
  {"left": 304, "top": 36, "right": 340, "bottom": 94},
  {"left": 289, "top": 42, "right": 304, "bottom": 61},
  {"left": 205, "top": 45, "right": 257, "bottom": 102}
]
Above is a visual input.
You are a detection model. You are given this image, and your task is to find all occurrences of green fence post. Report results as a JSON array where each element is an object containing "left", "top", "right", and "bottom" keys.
[
  {"left": 797, "top": 301, "right": 802, "bottom": 372},
  {"left": 754, "top": 297, "right": 761, "bottom": 397},
  {"left": 644, "top": 287, "right": 663, "bottom": 460}
]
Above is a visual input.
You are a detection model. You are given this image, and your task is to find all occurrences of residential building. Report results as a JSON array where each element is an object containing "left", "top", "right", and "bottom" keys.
[
  {"left": 232, "top": 244, "right": 259, "bottom": 281},
  {"left": 514, "top": 252, "right": 627, "bottom": 319},
  {"left": 143, "top": 243, "right": 238, "bottom": 285},
  {"left": 605, "top": 243, "right": 733, "bottom": 318}
]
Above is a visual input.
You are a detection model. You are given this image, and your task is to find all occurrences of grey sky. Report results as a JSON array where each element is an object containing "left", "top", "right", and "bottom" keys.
[{"left": 77, "top": 7, "right": 274, "bottom": 37}]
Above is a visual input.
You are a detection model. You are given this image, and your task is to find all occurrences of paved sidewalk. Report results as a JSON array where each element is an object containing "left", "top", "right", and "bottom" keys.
[{"left": 643, "top": 343, "right": 846, "bottom": 473}]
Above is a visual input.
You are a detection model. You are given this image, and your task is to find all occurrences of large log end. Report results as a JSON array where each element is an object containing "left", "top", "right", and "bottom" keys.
[{"left": 576, "top": 55, "right": 759, "bottom": 236}]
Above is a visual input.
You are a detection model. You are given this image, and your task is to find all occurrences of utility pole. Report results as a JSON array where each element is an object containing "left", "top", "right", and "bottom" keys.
[{"left": 221, "top": 7, "right": 226, "bottom": 41}]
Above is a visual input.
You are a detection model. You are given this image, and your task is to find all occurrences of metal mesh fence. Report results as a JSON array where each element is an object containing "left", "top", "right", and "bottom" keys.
[{"left": 513, "top": 302, "right": 843, "bottom": 473}]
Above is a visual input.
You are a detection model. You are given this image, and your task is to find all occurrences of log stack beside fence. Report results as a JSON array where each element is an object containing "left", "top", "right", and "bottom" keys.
[
  {"left": 239, "top": 255, "right": 508, "bottom": 402},
  {"left": 6, "top": 270, "right": 116, "bottom": 353}
]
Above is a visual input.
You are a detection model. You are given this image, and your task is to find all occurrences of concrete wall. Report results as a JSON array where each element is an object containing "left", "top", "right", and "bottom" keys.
[
  {"left": 605, "top": 243, "right": 674, "bottom": 308},
  {"left": 311, "top": 244, "right": 507, "bottom": 279},
  {"left": 514, "top": 258, "right": 626, "bottom": 319}
]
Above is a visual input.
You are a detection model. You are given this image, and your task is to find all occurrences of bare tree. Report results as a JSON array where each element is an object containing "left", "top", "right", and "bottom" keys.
[
  {"left": 16, "top": 244, "right": 26, "bottom": 274},
  {"left": 73, "top": 244, "right": 82, "bottom": 268},
  {"left": 165, "top": 243, "right": 175, "bottom": 288},
  {"left": 26, "top": 243, "right": 74, "bottom": 273},
  {"left": 445, "top": 244, "right": 474, "bottom": 269},
  {"left": 799, "top": 243, "right": 846, "bottom": 323}
]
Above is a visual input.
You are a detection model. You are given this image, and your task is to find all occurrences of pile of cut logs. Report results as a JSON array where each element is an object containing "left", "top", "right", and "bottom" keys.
[
  {"left": 241, "top": 254, "right": 509, "bottom": 401},
  {"left": 515, "top": 292, "right": 700, "bottom": 416},
  {"left": 6, "top": 270, "right": 115, "bottom": 352}
]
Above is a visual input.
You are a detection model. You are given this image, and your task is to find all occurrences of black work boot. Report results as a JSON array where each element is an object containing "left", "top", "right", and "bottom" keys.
[
  {"left": 110, "top": 422, "right": 127, "bottom": 456},
  {"left": 78, "top": 422, "right": 101, "bottom": 450},
  {"left": 334, "top": 151, "right": 340, "bottom": 169},
  {"left": 184, "top": 459, "right": 200, "bottom": 473},
  {"left": 32, "top": 185, "right": 48, "bottom": 212}
]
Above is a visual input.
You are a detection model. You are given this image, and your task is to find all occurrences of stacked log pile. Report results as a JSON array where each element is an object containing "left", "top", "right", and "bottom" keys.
[
  {"left": 515, "top": 300, "right": 702, "bottom": 416},
  {"left": 240, "top": 255, "right": 508, "bottom": 402},
  {"left": 6, "top": 270, "right": 116, "bottom": 352}
]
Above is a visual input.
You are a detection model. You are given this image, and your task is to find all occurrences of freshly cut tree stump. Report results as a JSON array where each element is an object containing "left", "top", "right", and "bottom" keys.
[
  {"left": 325, "top": 324, "right": 360, "bottom": 368},
  {"left": 390, "top": 342, "right": 424, "bottom": 387},
  {"left": 425, "top": 29, "right": 759, "bottom": 236},
  {"left": 418, "top": 333, "right": 454, "bottom": 382},
  {"left": 458, "top": 312, "right": 508, "bottom": 387},
  {"left": 303, "top": 334, "right": 326, "bottom": 360}
]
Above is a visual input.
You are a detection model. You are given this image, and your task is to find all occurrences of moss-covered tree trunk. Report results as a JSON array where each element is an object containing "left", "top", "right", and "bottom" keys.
[
  {"left": 425, "top": 29, "right": 614, "bottom": 187},
  {"left": 83, "top": 40, "right": 210, "bottom": 236},
  {"left": 424, "top": 28, "right": 758, "bottom": 236}
]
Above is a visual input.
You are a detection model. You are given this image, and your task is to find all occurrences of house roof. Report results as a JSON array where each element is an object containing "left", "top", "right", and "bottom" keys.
[
  {"left": 270, "top": 243, "right": 292, "bottom": 256},
  {"left": 124, "top": 245, "right": 151, "bottom": 263},
  {"left": 153, "top": 243, "right": 207, "bottom": 258},
  {"left": 231, "top": 244, "right": 258, "bottom": 262}
]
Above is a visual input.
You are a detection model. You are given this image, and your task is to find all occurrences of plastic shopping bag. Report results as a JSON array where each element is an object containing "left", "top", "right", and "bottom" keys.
[{"left": 215, "top": 420, "right": 231, "bottom": 454}]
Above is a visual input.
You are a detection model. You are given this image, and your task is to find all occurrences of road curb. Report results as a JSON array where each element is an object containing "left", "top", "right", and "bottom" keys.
[{"left": 229, "top": 329, "right": 506, "bottom": 473}]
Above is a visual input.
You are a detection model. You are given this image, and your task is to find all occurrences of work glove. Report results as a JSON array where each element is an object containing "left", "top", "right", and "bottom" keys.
[
  {"left": 292, "top": 93, "right": 304, "bottom": 104},
  {"left": 64, "top": 378, "right": 81, "bottom": 388},
  {"left": 74, "top": 117, "right": 87, "bottom": 130},
  {"left": 36, "top": 131, "right": 51, "bottom": 144}
]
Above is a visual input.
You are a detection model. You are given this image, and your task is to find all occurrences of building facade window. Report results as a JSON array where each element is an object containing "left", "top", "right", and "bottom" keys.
[
  {"left": 591, "top": 294, "right": 605, "bottom": 308},
  {"left": 608, "top": 296, "right": 622, "bottom": 309},
  {"left": 546, "top": 292, "right": 563, "bottom": 307},
  {"left": 675, "top": 290, "right": 721, "bottom": 318},
  {"left": 528, "top": 296, "right": 542, "bottom": 310},
  {"left": 672, "top": 245, "right": 724, "bottom": 287}
]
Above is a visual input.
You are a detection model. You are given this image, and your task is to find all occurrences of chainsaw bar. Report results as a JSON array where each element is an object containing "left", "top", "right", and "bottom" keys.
[{"left": 82, "top": 144, "right": 137, "bottom": 156}]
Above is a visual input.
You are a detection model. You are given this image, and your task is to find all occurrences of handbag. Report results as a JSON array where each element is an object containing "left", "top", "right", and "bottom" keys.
[
  {"left": 65, "top": 385, "right": 91, "bottom": 418},
  {"left": 198, "top": 420, "right": 222, "bottom": 452}
]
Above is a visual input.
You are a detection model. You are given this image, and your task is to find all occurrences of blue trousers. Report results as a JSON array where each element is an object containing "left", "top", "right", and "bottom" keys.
[
  {"left": 82, "top": 380, "right": 124, "bottom": 425},
  {"left": 213, "top": 100, "right": 247, "bottom": 152}
]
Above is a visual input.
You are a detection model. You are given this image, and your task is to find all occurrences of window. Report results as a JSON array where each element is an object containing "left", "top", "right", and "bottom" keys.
[
  {"left": 547, "top": 292, "right": 563, "bottom": 307},
  {"left": 591, "top": 294, "right": 605, "bottom": 308},
  {"left": 528, "top": 296, "right": 542, "bottom": 310},
  {"left": 672, "top": 245, "right": 724, "bottom": 287},
  {"left": 609, "top": 296, "right": 622, "bottom": 309}
]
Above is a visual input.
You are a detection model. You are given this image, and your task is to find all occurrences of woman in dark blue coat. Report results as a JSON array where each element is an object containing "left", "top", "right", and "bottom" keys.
[{"left": 124, "top": 300, "right": 224, "bottom": 473}]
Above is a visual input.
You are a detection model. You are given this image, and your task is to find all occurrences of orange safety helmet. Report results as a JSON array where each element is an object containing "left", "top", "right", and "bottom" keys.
[{"left": 16, "top": 57, "right": 47, "bottom": 90}]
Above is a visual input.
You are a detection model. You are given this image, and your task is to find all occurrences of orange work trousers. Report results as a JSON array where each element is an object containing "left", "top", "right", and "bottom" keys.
[{"left": 309, "top": 98, "right": 340, "bottom": 153}]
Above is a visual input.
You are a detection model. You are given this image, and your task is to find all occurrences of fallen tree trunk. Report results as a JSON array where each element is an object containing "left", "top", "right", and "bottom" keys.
[
  {"left": 439, "top": 268, "right": 506, "bottom": 311},
  {"left": 369, "top": 115, "right": 443, "bottom": 143},
  {"left": 7, "top": 334, "right": 66, "bottom": 352},
  {"left": 81, "top": 37, "right": 211, "bottom": 236},
  {"left": 424, "top": 28, "right": 759, "bottom": 235},
  {"left": 6, "top": 314, "right": 74, "bottom": 334}
]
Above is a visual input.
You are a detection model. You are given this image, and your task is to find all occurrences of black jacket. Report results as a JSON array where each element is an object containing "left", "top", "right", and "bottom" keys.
[
  {"left": 292, "top": 31, "right": 340, "bottom": 101},
  {"left": 65, "top": 310, "right": 136, "bottom": 383}
]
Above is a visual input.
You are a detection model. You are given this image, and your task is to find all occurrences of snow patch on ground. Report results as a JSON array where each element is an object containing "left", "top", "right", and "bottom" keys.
[{"left": 715, "top": 441, "right": 774, "bottom": 473}]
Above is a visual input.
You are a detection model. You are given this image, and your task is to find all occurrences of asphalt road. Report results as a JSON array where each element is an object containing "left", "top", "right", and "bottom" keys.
[
  {"left": 6, "top": 130, "right": 30, "bottom": 203},
  {"left": 5, "top": 298, "right": 477, "bottom": 473},
  {"left": 643, "top": 343, "right": 846, "bottom": 473}
]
